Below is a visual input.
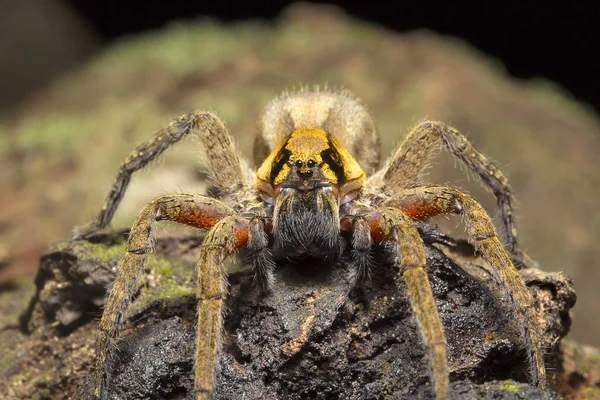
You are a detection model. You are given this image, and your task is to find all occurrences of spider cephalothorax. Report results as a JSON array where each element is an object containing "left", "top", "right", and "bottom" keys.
[
  {"left": 257, "top": 127, "right": 365, "bottom": 262},
  {"left": 81, "top": 88, "right": 545, "bottom": 400}
]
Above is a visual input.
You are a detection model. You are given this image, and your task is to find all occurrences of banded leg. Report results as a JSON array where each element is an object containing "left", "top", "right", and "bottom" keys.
[
  {"left": 362, "top": 207, "right": 450, "bottom": 400},
  {"left": 375, "top": 121, "right": 529, "bottom": 267},
  {"left": 75, "top": 111, "right": 246, "bottom": 238},
  {"left": 385, "top": 186, "right": 546, "bottom": 388},
  {"left": 195, "top": 215, "right": 250, "bottom": 400},
  {"left": 92, "top": 194, "right": 238, "bottom": 399}
]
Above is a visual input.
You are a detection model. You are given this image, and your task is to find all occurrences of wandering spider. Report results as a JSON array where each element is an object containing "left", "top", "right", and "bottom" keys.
[{"left": 82, "top": 88, "right": 545, "bottom": 399}]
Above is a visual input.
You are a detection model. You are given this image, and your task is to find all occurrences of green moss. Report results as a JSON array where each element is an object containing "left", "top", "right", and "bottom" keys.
[
  {"left": 496, "top": 380, "right": 526, "bottom": 393},
  {"left": 127, "top": 254, "right": 196, "bottom": 316},
  {"left": 84, "top": 239, "right": 194, "bottom": 313},
  {"left": 129, "top": 279, "right": 195, "bottom": 316},
  {"left": 79, "top": 241, "right": 127, "bottom": 265},
  {"left": 146, "top": 254, "right": 173, "bottom": 277},
  {"left": 57, "top": 236, "right": 194, "bottom": 318}
]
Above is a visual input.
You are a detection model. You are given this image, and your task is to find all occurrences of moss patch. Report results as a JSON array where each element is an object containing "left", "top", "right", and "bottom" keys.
[
  {"left": 127, "top": 253, "right": 196, "bottom": 316},
  {"left": 80, "top": 241, "right": 127, "bottom": 265},
  {"left": 496, "top": 380, "right": 527, "bottom": 393}
]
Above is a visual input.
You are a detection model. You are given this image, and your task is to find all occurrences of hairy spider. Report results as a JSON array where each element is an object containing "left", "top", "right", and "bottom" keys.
[{"left": 83, "top": 88, "right": 545, "bottom": 399}]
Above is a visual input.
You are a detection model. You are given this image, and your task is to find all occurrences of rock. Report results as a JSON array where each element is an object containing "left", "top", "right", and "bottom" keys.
[{"left": 2, "top": 226, "right": 576, "bottom": 399}]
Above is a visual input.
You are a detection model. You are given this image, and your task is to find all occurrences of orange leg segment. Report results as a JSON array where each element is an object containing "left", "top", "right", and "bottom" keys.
[{"left": 157, "top": 194, "right": 250, "bottom": 248}]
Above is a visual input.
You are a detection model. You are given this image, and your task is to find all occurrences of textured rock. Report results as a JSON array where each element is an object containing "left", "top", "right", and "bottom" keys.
[{"left": 3, "top": 226, "right": 575, "bottom": 399}]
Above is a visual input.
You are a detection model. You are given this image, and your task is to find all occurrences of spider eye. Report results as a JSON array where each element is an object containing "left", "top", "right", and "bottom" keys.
[
  {"left": 307, "top": 159, "right": 316, "bottom": 168},
  {"left": 295, "top": 160, "right": 304, "bottom": 169}
]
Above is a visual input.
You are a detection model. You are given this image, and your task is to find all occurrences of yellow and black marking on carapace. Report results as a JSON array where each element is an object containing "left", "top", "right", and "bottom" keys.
[{"left": 256, "top": 127, "right": 365, "bottom": 187}]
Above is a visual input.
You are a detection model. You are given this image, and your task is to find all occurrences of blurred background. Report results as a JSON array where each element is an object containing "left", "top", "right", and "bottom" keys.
[{"left": 0, "top": 1, "right": 598, "bottom": 347}]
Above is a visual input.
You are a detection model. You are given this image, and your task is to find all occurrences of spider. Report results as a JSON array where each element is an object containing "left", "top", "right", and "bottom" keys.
[{"left": 82, "top": 88, "right": 545, "bottom": 399}]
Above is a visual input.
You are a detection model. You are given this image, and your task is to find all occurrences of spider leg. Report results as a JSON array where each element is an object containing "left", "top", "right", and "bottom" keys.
[
  {"left": 373, "top": 120, "right": 532, "bottom": 268},
  {"left": 385, "top": 186, "right": 546, "bottom": 388},
  {"left": 353, "top": 207, "right": 450, "bottom": 400},
  {"left": 92, "top": 194, "right": 241, "bottom": 399},
  {"left": 195, "top": 215, "right": 250, "bottom": 400},
  {"left": 247, "top": 217, "right": 276, "bottom": 293},
  {"left": 75, "top": 111, "right": 248, "bottom": 238},
  {"left": 346, "top": 216, "right": 374, "bottom": 285}
]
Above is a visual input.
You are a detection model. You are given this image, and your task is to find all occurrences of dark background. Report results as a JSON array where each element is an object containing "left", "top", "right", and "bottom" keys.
[{"left": 1, "top": 0, "right": 600, "bottom": 115}]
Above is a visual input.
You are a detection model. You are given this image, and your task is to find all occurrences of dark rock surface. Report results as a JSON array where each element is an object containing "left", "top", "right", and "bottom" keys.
[{"left": 3, "top": 227, "right": 575, "bottom": 399}]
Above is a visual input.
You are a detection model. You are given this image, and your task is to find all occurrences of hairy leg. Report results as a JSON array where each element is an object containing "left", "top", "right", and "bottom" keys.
[
  {"left": 355, "top": 207, "right": 450, "bottom": 400},
  {"left": 385, "top": 185, "right": 546, "bottom": 388},
  {"left": 373, "top": 120, "right": 531, "bottom": 267},
  {"left": 346, "top": 216, "right": 374, "bottom": 285},
  {"left": 194, "top": 215, "right": 250, "bottom": 400},
  {"left": 75, "top": 111, "right": 248, "bottom": 238},
  {"left": 247, "top": 217, "right": 276, "bottom": 293},
  {"left": 92, "top": 194, "right": 239, "bottom": 399}
]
